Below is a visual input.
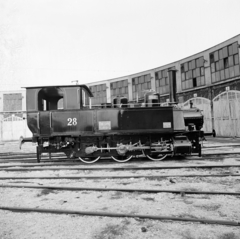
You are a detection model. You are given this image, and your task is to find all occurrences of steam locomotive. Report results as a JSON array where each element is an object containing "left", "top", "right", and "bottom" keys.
[{"left": 20, "top": 71, "right": 211, "bottom": 163}]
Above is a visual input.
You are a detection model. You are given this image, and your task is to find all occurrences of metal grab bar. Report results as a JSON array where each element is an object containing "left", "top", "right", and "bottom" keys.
[
  {"left": 37, "top": 112, "right": 40, "bottom": 129},
  {"left": 49, "top": 112, "right": 52, "bottom": 128}
]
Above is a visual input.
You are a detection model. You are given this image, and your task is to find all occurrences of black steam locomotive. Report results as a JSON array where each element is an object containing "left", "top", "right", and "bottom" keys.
[{"left": 20, "top": 71, "right": 209, "bottom": 163}]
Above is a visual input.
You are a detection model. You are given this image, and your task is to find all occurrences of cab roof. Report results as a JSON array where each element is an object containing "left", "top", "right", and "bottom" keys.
[{"left": 23, "top": 84, "right": 93, "bottom": 97}]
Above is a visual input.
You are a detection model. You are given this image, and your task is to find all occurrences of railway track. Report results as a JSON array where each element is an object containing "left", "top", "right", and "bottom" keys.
[
  {"left": 0, "top": 174, "right": 240, "bottom": 180},
  {"left": 0, "top": 206, "right": 239, "bottom": 227},
  {"left": 1, "top": 147, "right": 240, "bottom": 238},
  {"left": 1, "top": 184, "right": 240, "bottom": 195}
]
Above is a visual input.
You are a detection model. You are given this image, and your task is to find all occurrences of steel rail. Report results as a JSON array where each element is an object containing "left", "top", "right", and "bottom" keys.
[
  {"left": 0, "top": 155, "right": 65, "bottom": 160},
  {"left": 0, "top": 206, "right": 239, "bottom": 226},
  {"left": 0, "top": 164, "right": 240, "bottom": 171},
  {"left": 0, "top": 153, "right": 36, "bottom": 156},
  {"left": 203, "top": 145, "right": 240, "bottom": 148},
  {"left": 0, "top": 152, "right": 64, "bottom": 156},
  {"left": 0, "top": 174, "right": 239, "bottom": 180},
  {"left": 0, "top": 152, "right": 63, "bottom": 156},
  {"left": 203, "top": 152, "right": 240, "bottom": 155},
  {"left": 0, "top": 156, "right": 59, "bottom": 159},
  {"left": 0, "top": 160, "right": 66, "bottom": 164},
  {"left": 0, "top": 162, "right": 81, "bottom": 168},
  {"left": 0, "top": 158, "right": 69, "bottom": 164},
  {"left": 1, "top": 184, "right": 239, "bottom": 195}
]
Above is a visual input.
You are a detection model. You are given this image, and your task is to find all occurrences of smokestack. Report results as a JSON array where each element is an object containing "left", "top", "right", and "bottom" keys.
[{"left": 168, "top": 69, "right": 177, "bottom": 103}]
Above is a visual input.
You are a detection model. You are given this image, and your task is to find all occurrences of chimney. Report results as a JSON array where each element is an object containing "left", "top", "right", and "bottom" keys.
[{"left": 168, "top": 69, "right": 177, "bottom": 103}]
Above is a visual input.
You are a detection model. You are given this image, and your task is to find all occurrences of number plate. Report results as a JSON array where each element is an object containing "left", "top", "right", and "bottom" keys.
[
  {"left": 99, "top": 121, "right": 111, "bottom": 130},
  {"left": 163, "top": 122, "right": 171, "bottom": 128}
]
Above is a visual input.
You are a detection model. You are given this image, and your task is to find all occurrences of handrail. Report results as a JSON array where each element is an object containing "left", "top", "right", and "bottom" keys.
[
  {"left": 0, "top": 102, "right": 178, "bottom": 115},
  {"left": 37, "top": 112, "right": 40, "bottom": 129}
]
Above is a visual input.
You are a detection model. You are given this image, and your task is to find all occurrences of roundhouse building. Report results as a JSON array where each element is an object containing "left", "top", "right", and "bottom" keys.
[
  {"left": 0, "top": 34, "right": 240, "bottom": 141},
  {"left": 87, "top": 34, "right": 240, "bottom": 138}
]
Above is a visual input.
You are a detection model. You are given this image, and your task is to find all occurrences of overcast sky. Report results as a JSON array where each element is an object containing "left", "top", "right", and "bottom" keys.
[{"left": 1, "top": 0, "right": 240, "bottom": 90}]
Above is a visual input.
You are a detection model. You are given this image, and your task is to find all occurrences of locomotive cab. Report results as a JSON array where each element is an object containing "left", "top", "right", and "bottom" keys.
[
  {"left": 24, "top": 85, "right": 93, "bottom": 137},
  {"left": 26, "top": 85, "right": 93, "bottom": 111},
  {"left": 36, "top": 86, "right": 92, "bottom": 111}
]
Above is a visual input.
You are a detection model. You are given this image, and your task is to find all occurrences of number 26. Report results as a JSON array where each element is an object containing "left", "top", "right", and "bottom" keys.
[{"left": 67, "top": 118, "right": 77, "bottom": 126}]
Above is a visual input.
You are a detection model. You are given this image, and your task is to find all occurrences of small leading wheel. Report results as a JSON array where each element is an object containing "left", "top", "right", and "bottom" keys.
[
  {"left": 146, "top": 154, "right": 167, "bottom": 161},
  {"left": 79, "top": 156, "right": 100, "bottom": 164},
  {"left": 111, "top": 155, "right": 133, "bottom": 163}
]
